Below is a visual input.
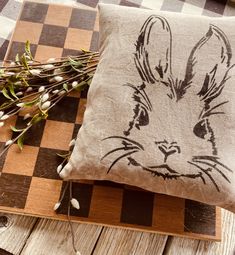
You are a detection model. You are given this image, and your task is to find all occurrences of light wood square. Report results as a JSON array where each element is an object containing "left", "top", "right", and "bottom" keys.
[
  {"left": 45, "top": 5, "right": 72, "bottom": 27},
  {"left": 2, "top": 144, "right": 39, "bottom": 176},
  {"left": 76, "top": 98, "right": 86, "bottom": 124},
  {"left": 89, "top": 185, "right": 123, "bottom": 223},
  {"left": 25, "top": 177, "right": 62, "bottom": 216},
  {"left": 12, "top": 21, "right": 43, "bottom": 44},
  {"left": 152, "top": 194, "right": 185, "bottom": 233},
  {"left": 35, "top": 45, "right": 63, "bottom": 62},
  {"left": 40, "top": 120, "right": 74, "bottom": 150},
  {"left": 64, "top": 28, "right": 92, "bottom": 51}
]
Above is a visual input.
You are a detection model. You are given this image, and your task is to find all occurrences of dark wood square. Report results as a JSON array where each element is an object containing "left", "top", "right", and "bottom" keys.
[
  {"left": 70, "top": 9, "right": 96, "bottom": 30},
  {"left": 47, "top": 96, "right": 79, "bottom": 123},
  {"left": 184, "top": 200, "right": 216, "bottom": 235},
  {"left": 62, "top": 48, "right": 82, "bottom": 57},
  {"left": 120, "top": 0, "right": 141, "bottom": 7},
  {"left": 0, "top": 40, "right": 9, "bottom": 61},
  {"left": 80, "top": 87, "right": 88, "bottom": 98},
  {"left": 12, "top": 116, "right": 46, "bottom": 147},
  {"left": 39, "top": 24, "right": 67, "bottom": 48},
  {"left": 76, "top": 0, "right": 99, "bottom": 8},
  {"left": 0, "top": 0, "right": 8, "bottom": 12},
  {"left": 121, "top": 189, "right": 154, "bottom": 226},
  {"left": 57, "top": 182, "right": 93, "bottom": 217},
  {"left": 0, "top": 143, "right": 7, "bottom": 171},
  {"left": 34, "top": 147, "right": 66, "bottom": 180},
  {"left": 72, "top": 124, "right": 81, "bottom": 140},
  {"left": 20, "top": 2, "right": 48, "bottom": 23},
  {"left": 94, "top": 180, "right": 124, "bottom": 188},
  {"left": 7, "top": 41, "right": 37, "bottom": 61},
  {"left": 203, "top": 0, "right": 227, "bottom": 15},
  {"left": 0, "top": 173, "right": 31, "bottom": 208},
  {"left": 89, "top": 31, "right": 99, "bottom": 52}
]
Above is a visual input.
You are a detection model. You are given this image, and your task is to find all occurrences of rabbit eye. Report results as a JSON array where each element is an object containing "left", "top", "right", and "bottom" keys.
[
  {"left": 193, "top": 119, "right": 211, "bottom": 139},
  {"left": 135, "top": 106, "right": 149, "bottom": 129}
]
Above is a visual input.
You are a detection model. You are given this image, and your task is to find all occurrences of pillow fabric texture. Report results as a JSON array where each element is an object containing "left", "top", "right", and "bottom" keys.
[{"left": 60, "top": 4, "right": 235, "bottom": 213}]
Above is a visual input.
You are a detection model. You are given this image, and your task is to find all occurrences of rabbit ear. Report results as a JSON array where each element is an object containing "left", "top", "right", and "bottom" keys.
[
  {"left": 181, "top": 25, "right": 233, "bottom": 102},
  {"left": 135, "top": 15, "right": 172, "bottom": 84}
]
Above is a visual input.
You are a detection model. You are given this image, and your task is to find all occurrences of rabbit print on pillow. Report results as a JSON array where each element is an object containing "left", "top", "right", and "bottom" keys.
[{"left": 60, "top": 4, "right": 235, "bottom": 213}]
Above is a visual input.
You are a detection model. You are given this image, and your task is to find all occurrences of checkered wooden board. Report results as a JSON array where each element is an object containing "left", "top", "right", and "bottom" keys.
[{"left": 0, "top": 1, "right": 221, "bottom": 241}]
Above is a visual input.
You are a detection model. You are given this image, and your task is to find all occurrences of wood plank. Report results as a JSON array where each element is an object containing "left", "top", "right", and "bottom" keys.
[
  {"left": 93, "top": 227, "right": 167, "bottom": 255},
  {"left": 20, "top": 219, "right": 103, "bottom": 255},
  {"left": 164, "top": 236, "right": 199, "bottom": 255},
  {"left": 165, "top": 209, "right": 235, "bottom": 255},
  {"left": 0, "top": 213, "right": 37, "bottom": 255},
  {"left": 196, "top": 210, "right": 235, "bottom": 255}
]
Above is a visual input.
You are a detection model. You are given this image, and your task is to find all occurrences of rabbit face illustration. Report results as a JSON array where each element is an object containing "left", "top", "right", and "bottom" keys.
[{"left": 102, "top": 15, "right": 234, "bottom": 191}]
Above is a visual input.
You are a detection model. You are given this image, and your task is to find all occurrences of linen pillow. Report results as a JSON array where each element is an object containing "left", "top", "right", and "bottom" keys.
[{"left": 60, "top": 4, "right": 235, "bottom": 213}]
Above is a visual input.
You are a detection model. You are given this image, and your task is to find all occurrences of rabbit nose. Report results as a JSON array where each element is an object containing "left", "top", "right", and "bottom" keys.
[{"left": 155, "top": 141, "right": 181, "bottom": 162}]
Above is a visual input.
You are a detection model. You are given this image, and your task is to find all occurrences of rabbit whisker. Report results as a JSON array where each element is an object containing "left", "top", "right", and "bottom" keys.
[
  {"left": 193, "top": 159, "right": 230, "bottom": 183},
  {"left": 102, "top": 135, "right": 144, "bottom": 150},
  {"left": 188, "top": 161, "right": 220, "bottom": 191},
  {"left": 101, "top": 146, "right": 140, "bottom": 161},
  {"left": 193, "top": 156, "right": 232, "bottom": 172},
  {"left": 107, "top": 150, "right": 139, "bottom": 173}
]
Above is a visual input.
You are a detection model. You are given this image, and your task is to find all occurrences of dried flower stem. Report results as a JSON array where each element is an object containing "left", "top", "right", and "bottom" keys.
[{"left": 0, "top": 41, "right": 98, "bottom": 156}]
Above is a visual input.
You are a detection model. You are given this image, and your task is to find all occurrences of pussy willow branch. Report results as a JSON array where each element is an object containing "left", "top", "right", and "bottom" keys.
[{"left": 0, "top": 41, "right": 99, "bottom": 158}]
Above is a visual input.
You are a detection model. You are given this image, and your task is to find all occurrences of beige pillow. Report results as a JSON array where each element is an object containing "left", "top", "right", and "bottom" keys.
[{"left": 60, "top": 4, "right": 235, "bottom": 213}]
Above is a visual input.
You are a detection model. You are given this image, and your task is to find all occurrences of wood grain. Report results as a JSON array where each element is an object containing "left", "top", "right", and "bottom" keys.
[
  {"left": 0, "top": 213, "right": 37, "bottom": 255},
  {"left": 164, "top": 209, "right": 235, "bottom": 255},
  {"left": 93, "top": 227, "right": 167, "bottom": 255},
  {"left": 20, "top": 219, "right": 103, "bottom": 255},
  {"left": 196, "top": 210, "right": 235, "bottom": 255}
]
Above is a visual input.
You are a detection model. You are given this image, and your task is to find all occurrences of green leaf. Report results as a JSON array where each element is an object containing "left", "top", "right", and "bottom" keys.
[
  {"left": 21, "top": 54, "right": 29, "bottom": 70},
  {"left": 21, "top": 78, "right": 29, "bottom": 87},
  {"left": 63, "top": 83, "right": 69, "bottom": 92},
  {"left": 73, "top": 81, "right": 87, "bottom": 91},
  {"left": 17, "top": 134, "right": 24, "bottom": 151},
  {"left": 70, "top": 65, "right": 83, "bottom": 73},
  {"left": 86, "top": 77, "right": 92, "bottom": 86},
  {"left": 81, "top": 48, "right": 90, "bottom": 54},
  {"left": 0, "top": 101, "right": 11, "bottom": 110},
  {"left": 9, "top": 83, "right": 18, "bottom": 99},
  {"left": 10, "top": 126, "right": 24, "bottom": 132},
  {"left": 15, "top": 54, "right": 20, "bottom": 64},
  {"left": 30, "top": 114, "right": 43, "bottom": 125},
  {"left": 56, "top": 152, "right": 71, "bottom": 158},
  {"left": 1, "top": 88, "right": 13, "bottom": 101},
  {"left": 68, "top": 57, "right": 83, "bottom": 68},
  {"left": 25, "top": 40, "right": 33, "bottom": 60},
  {"left": 30, "top": 113, "right": 47, "bottom": 125},
  {"left": 24, "top": 98, "right": 38, "bottom": 107}
]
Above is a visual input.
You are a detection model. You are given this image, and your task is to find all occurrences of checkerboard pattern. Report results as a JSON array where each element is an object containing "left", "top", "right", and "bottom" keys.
[
  {"left": 3, "top": 0, "right": 235, "bottom": 241},
  {"left": 1, "top": 0, "right": 235, "bottom": 60}
]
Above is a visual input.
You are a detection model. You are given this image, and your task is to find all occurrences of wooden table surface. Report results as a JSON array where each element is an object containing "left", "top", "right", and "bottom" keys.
[{"left": 0, "top": 210, "right": 234, "bottom": 255}]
